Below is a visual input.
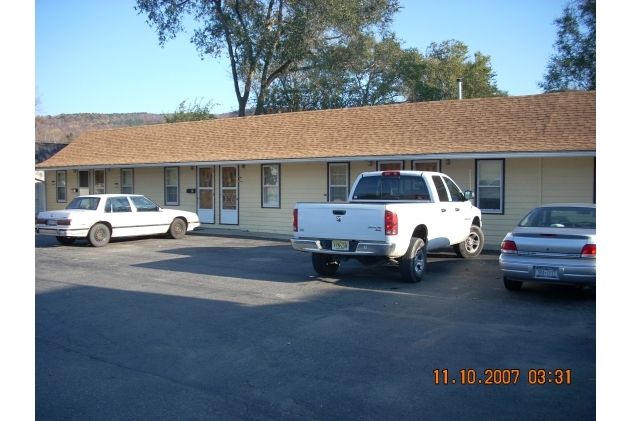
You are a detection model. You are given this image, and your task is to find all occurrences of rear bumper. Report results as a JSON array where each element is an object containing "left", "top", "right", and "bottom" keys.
[
  {"left": 36, "top": 227, "right": 89, "bottom": 237},
  {"left": 499, "top": 254, "right": 596, "bottom": 285},
  {"left": 291, "top": 238, "right": 397, "bottom": 256}
]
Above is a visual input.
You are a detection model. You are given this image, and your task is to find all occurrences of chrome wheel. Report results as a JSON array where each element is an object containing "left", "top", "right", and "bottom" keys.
[
  {"left": 413, "top": 247, "right": 425, "bottom": 276},
  {"left": 465, "top": 231, "right": 480, "bottom": 254}
]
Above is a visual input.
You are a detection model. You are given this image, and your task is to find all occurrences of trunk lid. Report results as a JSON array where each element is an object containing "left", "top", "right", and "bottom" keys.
[{"left": 511, "top": 226, "right": 596, "bottom": 256}]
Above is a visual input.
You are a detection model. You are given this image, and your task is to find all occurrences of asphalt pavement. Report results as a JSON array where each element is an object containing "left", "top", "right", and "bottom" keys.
[{"left": 35, "top": 231, "right": 596, "bottom": 421}]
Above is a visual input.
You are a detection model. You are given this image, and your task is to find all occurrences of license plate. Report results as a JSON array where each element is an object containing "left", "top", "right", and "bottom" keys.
[
  {"left": 535, "top": 267, "right": 558, "bottom": 279},
  {"left": 332, "top": 240, "right": 349, "bottom": 251},
  {"left": 46, "top": 219, "right": 57, "bottom": 226}
]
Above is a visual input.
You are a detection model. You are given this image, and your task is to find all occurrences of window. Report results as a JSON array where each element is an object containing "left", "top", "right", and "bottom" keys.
[
  {"left": 56, "top": 170, "right": 67, "bottom": 202},
  {"left": 165, "top": 167, "right": 179, "bottom": 205},
  {"left": 121, "top": 169, "right": 133, "bottom": 194},
  {"left": 476, "top": 159, "right": 504, "bottom": 213},
  {"left": 378, "top": 161, "right": 403, "bottom": 171},
  {"left": 328, "top": 163, "right": 349, "bottom": 202},
  {"left": 262, "top": 164, "right": 280, "bottom": 208},
  {"left": 130, "top": 196, "right": 160, "bottom": 212},
  {"left": 413, "top": 160, "right": 440, "bottom": 172},
  {"left": 94, "top": 169, "right": 105, "bottom": 194},
  {"left": 105, "top": 197, "right": 132, "bottom": 213},
  {"left": 444, "top": 177, "right": 465, "bottom": 202},
  {"left": 431, "top": 175, "right": 449, "bottom": 202},
  {"left": 352, "top": 175, "right": 430, "bottom": 201}
]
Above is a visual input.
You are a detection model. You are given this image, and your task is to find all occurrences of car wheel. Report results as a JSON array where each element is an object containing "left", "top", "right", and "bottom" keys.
[
  {"left": 399, "top": 237, "right": 427, "bottom": 283},
  {"left": 312, "top": 253, "right": 339, "bottom": 276},
  {"left": 454, "top": 226, "right": 484, "bottom": 258},
  {"left": 169, "top": 218, "right": 187, "bottom": 239},
  {"left": 56, "top": 236, "right": 76, "bottom": 245},
  {"left": 88, "top": 223, "right": 110, "bottom": 247},
  {"left": 503, "top": 276, "right": 523, "bottom": 291}
]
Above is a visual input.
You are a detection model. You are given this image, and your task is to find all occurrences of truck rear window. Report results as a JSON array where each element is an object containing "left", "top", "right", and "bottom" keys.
[{"left": 352, "top": 176, "right": 430, "bottom": 200}]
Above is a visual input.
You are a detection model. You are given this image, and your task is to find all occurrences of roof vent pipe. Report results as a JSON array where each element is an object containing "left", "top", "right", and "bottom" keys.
[{"left": 457, "top": 78, "right": 462, "bottom": 100}]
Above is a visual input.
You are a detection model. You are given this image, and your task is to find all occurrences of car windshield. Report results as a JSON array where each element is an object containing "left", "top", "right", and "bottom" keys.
[
  {"left": 353, "top": 175, "right": 431, "bottom": 200},
  {"left": 518, "top": 206, "right": 596, "bottom": 229},
  {"left": 66, "top": 197, "right": 100, "bottom": 210},
  {"left": 129, "top": 196, "right": 160, "bottom": 212}
]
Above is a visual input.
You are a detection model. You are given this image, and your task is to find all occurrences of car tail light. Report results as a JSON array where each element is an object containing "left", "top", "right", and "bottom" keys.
[
  {"left": 382, "top": 171, "right": 400, "bottom": 176},
  {"left": 292, "top": 209, "right": 298, "bottom": 232},
  {"left": 36, "top": 218, "right": 46, "bottom": 224},
  {"left": 385, "top": 210, "right": 398, "bottom": 235},
  {"left": 57, "top": 219, "right": 72, "bottom": 226},
  {"left": 501, "top": 240, "right": 518, "bottom": 254},
  {"left": 581, "top": 244, "right": 596, "bottom": 258}
]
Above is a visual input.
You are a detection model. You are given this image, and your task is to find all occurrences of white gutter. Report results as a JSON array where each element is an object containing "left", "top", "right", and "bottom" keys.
[{"left": 35, "top": 150, "right": 596, "bottom": 171}]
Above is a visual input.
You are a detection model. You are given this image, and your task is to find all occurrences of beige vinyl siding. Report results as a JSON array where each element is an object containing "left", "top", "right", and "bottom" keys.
[
  {"left": 541, "top": 157, "right": 594, "bottom": 203},
  {"left": 40, "top": 157, "right": 595, "bottom": 249},
  {"left": 233, "top": 162, "right": 328, "bottom": 233},
  {"left": 133, "top": 167, "right": 165, "bottom": 206},
  {"left": 106, "top": 169, "right": 121, "bottom": 193},
  {"left": 481, "top": 157, "right": 595, "bottom": 249},
  {"left": 175, "top": 166, "right": 197, "bottom": 210}
]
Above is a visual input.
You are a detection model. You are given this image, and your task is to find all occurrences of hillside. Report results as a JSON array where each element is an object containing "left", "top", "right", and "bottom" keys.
[
  {"left": 35, "top": 112, "right": 168, "bottom": 143},
  {"left": 34, "top": 110, "right": 245, "bottom": 143}
]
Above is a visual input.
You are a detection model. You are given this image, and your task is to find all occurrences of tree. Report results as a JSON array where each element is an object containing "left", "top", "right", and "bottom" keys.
[
  {"left": 539, "top": 0, "right": 596, "bottom": 92},
  {"left": 261, "top": 33, "right": 405, "bottom": 113},
  {"left": 135, "top": 0, "right": 401, "bottom": 117},
  {"left": 400, "top": 40, "right": 507, "bottom": 102},
  {"left": 164, "top": 98, "right": 216, "bottom": 123}
]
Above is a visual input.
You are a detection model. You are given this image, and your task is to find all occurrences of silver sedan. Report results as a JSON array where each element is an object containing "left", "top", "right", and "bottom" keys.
[{"left": 499, "top": 203, "right": 596, "bottom": 290}]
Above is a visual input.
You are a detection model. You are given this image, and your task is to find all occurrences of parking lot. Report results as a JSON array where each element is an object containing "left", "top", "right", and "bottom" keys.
[{"left": 35, "top": 231, "right": 596, "bottom": 420}]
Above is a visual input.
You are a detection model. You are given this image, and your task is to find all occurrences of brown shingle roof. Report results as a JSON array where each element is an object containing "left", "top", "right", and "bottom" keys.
[{"left": 36, "top": 91, "right": 595, "bottom": 169}]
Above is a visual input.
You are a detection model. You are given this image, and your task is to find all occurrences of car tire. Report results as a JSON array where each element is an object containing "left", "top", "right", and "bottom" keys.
[
  {"left": 56, "top": 236, "right": 76, "bottom": 245},
  {"left": 88, "top": 223, "right": 110, "bottom": 247},
  {"left": 503, "top": 276, "right": 523, "bottom": 291},
  {"left": 454, "top": 225, "right": 484, "bottom": 258},
  {"left": 399, "top": 237, "right": 427, "bottom": 283},
  {"left": 312, "top": 253, "right": 339, "bottom": 276},
  {"left": 168, "top": 218, "right": 187, "bottom": 239}
]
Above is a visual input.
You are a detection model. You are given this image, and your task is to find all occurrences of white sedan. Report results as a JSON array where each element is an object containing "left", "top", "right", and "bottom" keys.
[{"left": 35, "top": 194, "right": 201, "bottom": 247}]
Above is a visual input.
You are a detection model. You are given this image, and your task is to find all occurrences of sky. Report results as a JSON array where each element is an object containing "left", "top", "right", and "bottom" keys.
[{"left": 34, "top": 0, "right": 572, "bottom": 117}]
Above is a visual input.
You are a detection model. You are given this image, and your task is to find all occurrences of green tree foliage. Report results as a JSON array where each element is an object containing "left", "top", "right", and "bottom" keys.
[
  {"left": 401, "top": 40, "right": 507, "bottom": 102},
  {"left": 539, "top": 0, "right": 596, "bottom": 92},
  {"left": 135, "top": 0, "right": 401, "bottom": 117},
  {"left": 262, "top": 33, "right": 405, "bottom": 112},
  {"left": 263, "top": 37, "right": 506, "bottom": 112},
  {"left": 164, "top": 99, "right": 216, "bottom": 123}
]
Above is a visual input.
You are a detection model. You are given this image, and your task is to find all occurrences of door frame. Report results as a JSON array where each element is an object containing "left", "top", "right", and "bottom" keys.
[
  {"left": 220, "top": 165, "right": 239, "bottom": 225},
  {"left": 197, "top": 166, "right": 215, "bottom": 224}
]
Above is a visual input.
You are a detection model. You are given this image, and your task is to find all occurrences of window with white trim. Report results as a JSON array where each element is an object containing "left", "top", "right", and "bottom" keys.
[
  {"left": 262, "top": 164, "right": 280, "bottom": 207},
  {"left": 165, "top": 167, "right": 179, "bottom": 205},
  {"left": 328, "top": 163, "right": 349, "bottom": 202},
  {"left": 56, "top": 170, "right": 67, "bottom": 202},
  {"left": 121, "top": 169, "right": 133, "bottom": 194},
  {"left": 476, "top": 159, "right": 504, "bottom": 213}
]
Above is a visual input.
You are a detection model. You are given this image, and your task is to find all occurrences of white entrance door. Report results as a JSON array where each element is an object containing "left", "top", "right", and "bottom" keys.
[
  {"left": 220, "top": 166, "right": 238, "bottom": 224},
  {"left": 198, "top": 167, "right": 215, "bottom": 223}
]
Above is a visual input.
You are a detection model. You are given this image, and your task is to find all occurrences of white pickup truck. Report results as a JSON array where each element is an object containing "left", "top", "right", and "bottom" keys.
[{"left": 291, "top": 170, "right": 484, "bottom": 282}]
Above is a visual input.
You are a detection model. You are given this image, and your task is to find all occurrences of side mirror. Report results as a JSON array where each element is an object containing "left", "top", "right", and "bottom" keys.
[{"left": 463, "top": 190, "right": 475, "bottom": 200}]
